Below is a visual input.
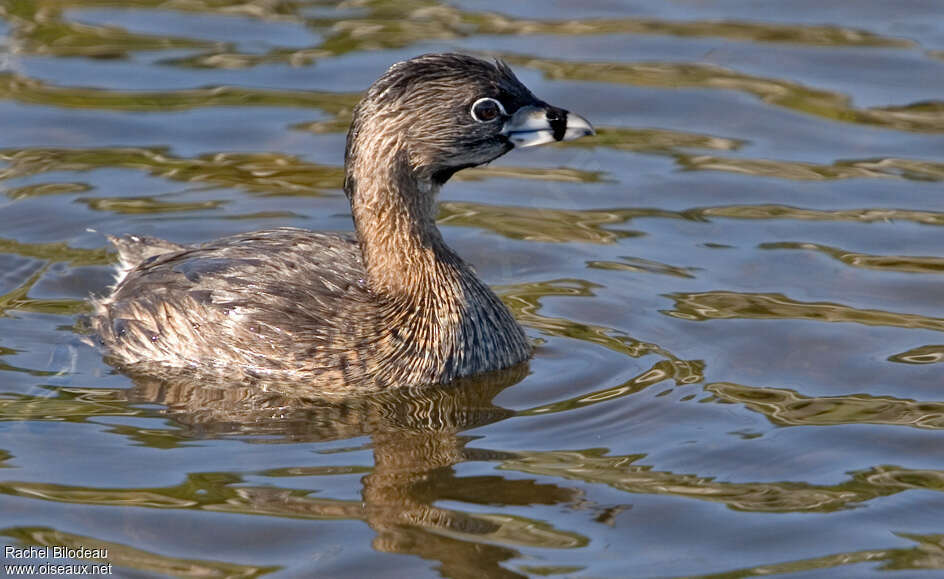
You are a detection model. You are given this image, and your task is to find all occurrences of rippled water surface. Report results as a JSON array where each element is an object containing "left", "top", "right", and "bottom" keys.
[{"left": 2, "top": 1, "right": 944, "bottom": 577}]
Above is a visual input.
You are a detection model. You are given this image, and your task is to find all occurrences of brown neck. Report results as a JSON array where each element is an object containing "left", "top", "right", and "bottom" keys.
[
  {"left": 345, "top": 134, "right": 531, "bottom": 382},
  {"left": 349, "top": 144, "right": 465, "bottom": 297}
]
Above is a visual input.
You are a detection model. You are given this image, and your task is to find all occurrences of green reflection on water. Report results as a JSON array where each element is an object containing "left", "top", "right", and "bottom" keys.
[
  {"left": 440, "top": 203, "right": 642, "bottom": 245},
  {"left": 0, "top": 0, "right": 941, "bottom": 575},
  {"left": 696, "top": 204, "right": 944, "bottom": 225},
  {"left": 760, "top": 241, "right": 944, "bottom": 274},
  {"left": 517, "top": 565, "right": 585, "bottom": 576},
  {"left": 501, "top": 278, "right": 700, "bottom": 361},
  {"left": 0, "top": 386, "right": 141, "bottom": 421},
  {"left": 504, "top": 55, "right": 944, "bottom": 134},
  {"left": 125, "top": 0, "right": 914, "bottom": 72},
  {"left": 1, "top": 147, "right": 345, "bottom": 197},
  {"left": 502, "top": 449, "right": 944, "bottom": 513},
  {"left": 4, "top": 181, "right": 92, "bottom": 200},
  {"left": 520, "top": 358, "right": 703, "bottom": 416},
  {"left": 565, "top": 129, "right": 944, "bottom": 181},
  {"left": 587, "top": 256, "right": 698, "bottom": 278},
  {"left": 676, "top": 155, "right": 944, "bottom": 181},
  {"left": 888, "top": 344, "right": 944, "bottom": 365},
  {"left": 78, "top": 195, "right": 226, "bottom": 213},
  {"left": 7, "top": 449, "right": 944, "bottom": 555},
  {"left": 0, "top": 262, "right": 90, "bottom": 316},
  {"left": 685, "top": 532, "right": 944, "bottom": 578},
  {"left": 436, "top": 202, "right": 944, "bottom": 246},
  {"left": 1, "top": 0, "right": 220, "bottom": 58},
  {"left": 0, "top": 147, "right": 606, "bottom": 201},
  {"left": 708, "top": 382, "right": 944, "bottom": 429},
  {"left": 5, "top": 124, "right": 943, "bottom": 193},
  {"left": 664, "top": 290, "right": 944, "bottom": 332},
  {"left": 1, "top": 0, "right": 936, "bottom": 139},
  {"left": 3, "top": 0, "right": 911, "bottom": 65},
  {"left": 0, "top": 72, "right": 360, "bottom": 112},
  {"left": 304, "top": 0, "right": 912, "bottom": 58},
  {"left": 570, "top": 126, "right": 744, "bottom": 153}
]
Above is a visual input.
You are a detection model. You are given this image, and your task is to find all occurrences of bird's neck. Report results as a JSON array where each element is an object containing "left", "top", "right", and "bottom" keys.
[
  {"left": 346, "top": 142, "right": 531, "bottom": 382},
  {"left": 349, "top": 146, "right": 465, "bottom": 298}
]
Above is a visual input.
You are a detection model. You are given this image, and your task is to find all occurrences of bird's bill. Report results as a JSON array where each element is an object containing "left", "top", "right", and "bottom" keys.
[{"left": 502, "top": 105, "right": 595, "bottom": 148}]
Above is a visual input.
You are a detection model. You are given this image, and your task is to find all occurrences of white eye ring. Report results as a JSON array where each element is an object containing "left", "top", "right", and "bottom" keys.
[{"left": 470, "top": 97, "right": 506, "bottom": 123}]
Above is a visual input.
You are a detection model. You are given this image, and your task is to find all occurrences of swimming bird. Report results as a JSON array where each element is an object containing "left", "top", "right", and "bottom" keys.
[{"left": 92, "top": 53, "right": 594, "bottom": 393}]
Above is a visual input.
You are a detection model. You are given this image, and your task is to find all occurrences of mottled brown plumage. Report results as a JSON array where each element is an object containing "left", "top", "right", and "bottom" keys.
[{"left": 92, "top": 53, "right": 593, "bottom": 393}]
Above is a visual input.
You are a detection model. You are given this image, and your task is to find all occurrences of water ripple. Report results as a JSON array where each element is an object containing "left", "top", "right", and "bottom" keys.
[
  {"left": 707, "top": 382, "right": 944, "bottom": 429},
  {"left": 502, "top": 451, "right": 944, "bottom": 512},
  {"left": 505, "top": 56, "right": 944, "bottom": 133},
  {"left": 761, "top": 241, "right": 944, "bottom": 274},
  {"left": 664, "top": 291, "right": 944, "bottom": 332}
]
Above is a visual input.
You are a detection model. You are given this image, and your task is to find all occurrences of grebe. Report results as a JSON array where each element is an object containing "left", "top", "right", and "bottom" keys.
[{"left": 92, "top": 53, "right": 593, "bottom": 393}]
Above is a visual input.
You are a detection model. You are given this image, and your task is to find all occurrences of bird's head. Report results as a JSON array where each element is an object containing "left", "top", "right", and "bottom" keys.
[{"left": 344, "top": 53, "right": 594, "bottom": 194}]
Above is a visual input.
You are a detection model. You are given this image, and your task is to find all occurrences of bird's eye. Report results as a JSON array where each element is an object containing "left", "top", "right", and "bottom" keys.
[{"left": 470, "top": 97, "right": 506, "bottom": 123}]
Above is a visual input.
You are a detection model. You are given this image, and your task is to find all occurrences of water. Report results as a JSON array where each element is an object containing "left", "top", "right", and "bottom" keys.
[{"left": 1, "top": 0, "right": 943, "bottom": 577}]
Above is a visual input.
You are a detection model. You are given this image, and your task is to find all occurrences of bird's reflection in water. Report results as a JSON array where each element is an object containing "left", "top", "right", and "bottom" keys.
[{"left": 121, "top": 363, "right": 584, "bottom": 578}]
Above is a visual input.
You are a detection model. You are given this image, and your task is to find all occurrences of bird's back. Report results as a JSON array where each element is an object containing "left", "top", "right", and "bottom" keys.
[{"left": 93, "top": 228, "right": 379, "bottom": 388}]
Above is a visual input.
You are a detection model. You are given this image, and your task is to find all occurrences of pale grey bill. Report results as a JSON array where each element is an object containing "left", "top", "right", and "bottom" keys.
[{"left": 501, "top": 105, "right": 595, "bottom": 148}]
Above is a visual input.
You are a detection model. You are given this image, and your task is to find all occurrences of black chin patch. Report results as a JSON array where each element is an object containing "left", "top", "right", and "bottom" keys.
[
  {"left": 432, "top": 163, "right": 477, "bottom": 186},
  {"left": 547, "top": 106, "right": 568, "bottom": 142},
  {"left": 432, "top": 139, "right": 513, "bottom": 186}
]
